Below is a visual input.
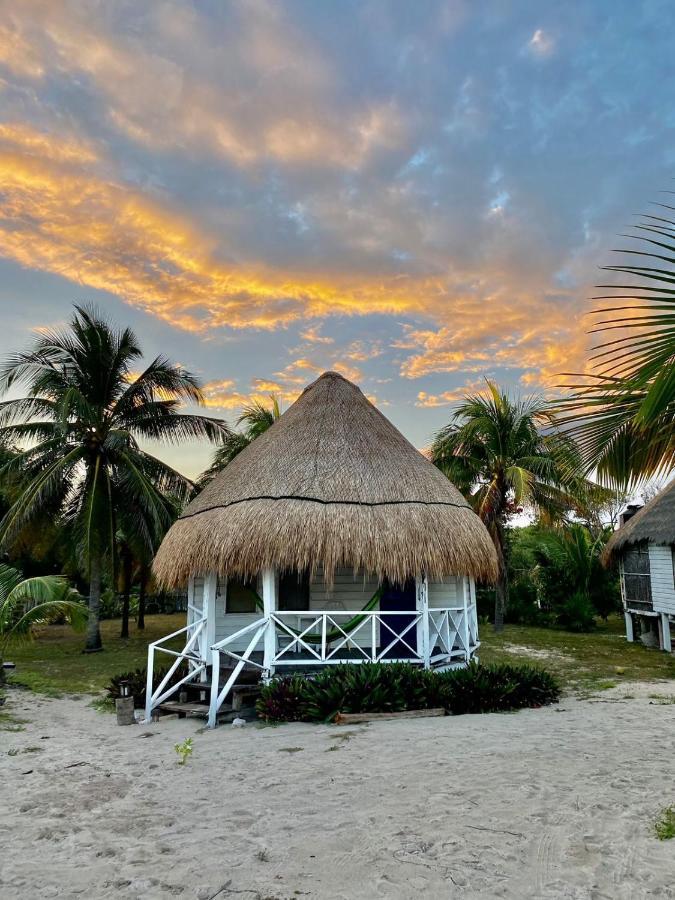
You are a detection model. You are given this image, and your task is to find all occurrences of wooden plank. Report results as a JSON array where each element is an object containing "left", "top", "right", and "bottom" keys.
[
  {"left": 334, "top": 708, "right": 445, "bottom": 725},
  {"left": 158, "top": 701, "right": 209, "bottom": 714}
]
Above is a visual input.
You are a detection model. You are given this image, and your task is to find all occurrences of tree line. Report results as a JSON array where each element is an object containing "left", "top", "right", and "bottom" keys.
[{"left": 0, "top": 193, "right": 672, "bottom": 650}]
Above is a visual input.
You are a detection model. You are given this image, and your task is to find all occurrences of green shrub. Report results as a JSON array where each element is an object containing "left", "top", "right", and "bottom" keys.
[
  {"left": 436, "top": 662, "right": 561, "bottom": 714},
  {"left": 255, "top": 675, "right": 308, "bottom": 723},
  {"left": 106, "top": 662, "right": 187, "bottom": 706},
  {"left": 654, "top": 806, "right": 675, "bottom": 840},
  {"left": 256, "top": 661, "right": 560, "bottom": 723},
  {"left": 505, "top": 578, "right": 544, "bottom": 626},
  {"left": 556, "top": 591, "right": 596, "bottom": 632}
]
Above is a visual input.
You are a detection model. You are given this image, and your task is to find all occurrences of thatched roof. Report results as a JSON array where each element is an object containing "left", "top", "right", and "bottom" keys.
[
  {"left": 154, "top": 371, "right": 498, "bottom": 586},
  {"left": 603, "top": 478, "right": 675, "bottom": 564}
]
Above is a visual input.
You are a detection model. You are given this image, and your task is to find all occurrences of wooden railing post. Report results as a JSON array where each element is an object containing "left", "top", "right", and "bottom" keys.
[
  {"left": 145, "top": 644, "right": 155, "bottom": 722},
  {"left": 203, "top": 572, "right": 217, "bottom": 660},
  {"left": 208, "top": 646, "right": 221, "bottom": 728},
  {"left": 418, "top": 575, "right": 430, "bottom": 669},
  {"left": 262, "top": 568, "right": 277, "bottom": 679},
  {"left": 462, "top": 576, "right": 471, "bottom": 663}
]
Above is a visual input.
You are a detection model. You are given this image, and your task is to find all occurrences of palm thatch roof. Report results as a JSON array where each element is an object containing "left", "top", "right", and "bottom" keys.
[
  {"left": 154, "top": 371, "right": 498, "bottom": 586},
  {"left": 603, "top": 478, "right": 675, "bottom": 564}
]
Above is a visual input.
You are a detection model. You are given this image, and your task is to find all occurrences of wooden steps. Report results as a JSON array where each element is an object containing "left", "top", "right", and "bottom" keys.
[{"left": 154, "top": 680, "right": 262, "bottom": 721}]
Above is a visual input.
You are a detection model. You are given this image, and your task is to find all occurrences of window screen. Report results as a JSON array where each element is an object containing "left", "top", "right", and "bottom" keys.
[
  {"left": 226, "top": 577, "right": 258, "bottom": 613},
  {"left": 278, "top": 571, "right": 310, "bottom": 611},
  {"left": 623, "top": 542, "right": 652, "bottom": 608}
]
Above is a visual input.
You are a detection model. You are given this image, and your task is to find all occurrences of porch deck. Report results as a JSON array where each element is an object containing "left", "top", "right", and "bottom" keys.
[{"left": 146, "top": 599, "right": 479, "bottom": 726}]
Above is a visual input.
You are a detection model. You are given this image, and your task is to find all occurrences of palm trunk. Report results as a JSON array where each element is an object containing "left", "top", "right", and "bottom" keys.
[
  {"left": 493, "top": 513, "right": 509, "bottom": 633},
  {"left": 137, "top": 567, "right": 147, "bottom": 630},
  {"left": 120, "top": 549, "right": 132, "bottom": 639},
  {"left": 85, "top": 552, "right": 103, "bottom": 652},
  {"left": 494, "top": 571, "right": 508, "bottom": 632}
]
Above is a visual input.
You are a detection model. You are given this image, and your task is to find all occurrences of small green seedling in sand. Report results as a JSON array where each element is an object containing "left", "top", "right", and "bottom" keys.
[
  {"left": 653, "top": 806, "right": 675, "bottom": 840},
  {"left": 174, "top": 737, "right": 193, "bottom": 766}
]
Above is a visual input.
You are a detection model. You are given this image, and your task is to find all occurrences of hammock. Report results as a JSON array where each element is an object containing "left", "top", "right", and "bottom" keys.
[{"left": 253, "top": 587, "right": 383, "bottom": 645}]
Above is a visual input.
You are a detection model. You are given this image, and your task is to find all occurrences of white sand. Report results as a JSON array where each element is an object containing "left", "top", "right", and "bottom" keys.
[{"left": 1, "top": 685, "right": 675, "bottom": 900}]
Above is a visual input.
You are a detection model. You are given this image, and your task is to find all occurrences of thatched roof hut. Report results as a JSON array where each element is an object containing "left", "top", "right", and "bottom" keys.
[
  {"left": 154, "top": 371, "right": 497, "bottom": 586},
  {"left": 603, "top": 478, "right": 675, "bottom": 565}
]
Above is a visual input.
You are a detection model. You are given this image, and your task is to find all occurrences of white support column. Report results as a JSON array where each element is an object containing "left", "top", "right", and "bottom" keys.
[
  {"left": 663, "top": 615, "right": 673, "bottom": 653},
  {"left": 468, "top": 577, "right": 478, "bottom": 652},
  {"left": 186, "top": 576, "right": 197, "bottom": 677},
  {"left": 262, "top": 568, "right": 277, "bottom": 679},
  {"left": 417, "top": 575, "right": 430, "bottom": 669},
  {"left": 203, "top": 572, "right": 218, "bottom": 658},
  {"left": 462, "top": 576, "right": 471, "bottom": 664},
  {"left": 624, "top": 611, "right": 634, "bottom": 643}
]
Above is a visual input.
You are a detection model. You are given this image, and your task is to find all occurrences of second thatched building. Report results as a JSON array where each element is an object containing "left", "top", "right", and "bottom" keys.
[{"left": 604, "top": 480, "right": 675, "bottom": 652}]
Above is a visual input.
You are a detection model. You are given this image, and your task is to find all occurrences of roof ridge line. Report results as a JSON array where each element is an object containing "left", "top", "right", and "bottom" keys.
[{"left": 181, "top": 494, "right": 472, "bottom": 520}]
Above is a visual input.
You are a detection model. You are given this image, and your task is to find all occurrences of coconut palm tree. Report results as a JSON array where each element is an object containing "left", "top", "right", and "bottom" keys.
[
  {"left": 0, "top": 305, "right": 228, "bottom": 651},
  {"left": 116, "top": 491, "right": 179, "bottom": 638},
  {"left": 0, "top": 563, "right": 85, "bottom": 682},
  {"left": 431, "top": 381, "right": 591, "bottom": 630},
  {"left": 559, "top": 197, "right": 675, "bottom": 486},
  {"left": 198, "top": 395, "right": 281, "bottom": 487}
]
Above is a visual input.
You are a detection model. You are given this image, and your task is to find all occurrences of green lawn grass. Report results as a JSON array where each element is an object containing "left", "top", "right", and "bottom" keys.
[
  {"left": 5, "top": 614, "right": 185, "bottom": 695},
  {"left": 4, "top": 612, "right": 675, "bottom": 698},
  {"left": 479, "top": 615, "right": 675, "bottom": 693}
]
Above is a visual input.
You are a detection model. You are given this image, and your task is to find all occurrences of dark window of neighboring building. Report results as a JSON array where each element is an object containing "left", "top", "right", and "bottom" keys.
[
  {"left": 278, "top": 571, "right": 310, "bottom": 611},
  {"left": 623, "top": 542, "right": 652, "bottom": 608},
  {"left": 226, "top": 577, "right": 258, "bottom": 614}
]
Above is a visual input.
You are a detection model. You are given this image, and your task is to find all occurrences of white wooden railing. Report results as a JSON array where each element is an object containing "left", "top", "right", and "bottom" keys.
[
  {"left": 145, "top": 603, "right": 479, "bottom": 726},
  {"left": 144, "top": 617, "right": 208, "bottom": 722},
  {"left": 208, "top": 618, "right": 268, "bottom": 727},
  {"left": 271, "top": 606, "right": 477, "bottom": 667}
]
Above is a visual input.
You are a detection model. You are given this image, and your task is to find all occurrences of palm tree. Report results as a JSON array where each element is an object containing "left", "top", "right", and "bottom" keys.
[
  {"left": 0, "top": 563, "right": 85, "bottom": 682},
  {"left": 0, "top": 305, "right": 228, "bottom": 651},
  {"left": 559, "top": 196, "right": 675, "bottom": 485},
  {"left": 116, "top": 492, "right": 178, "bottom": 638},
  {"left": 431, "top": 381, "right": 590, "bottom": 631},
  {"left": 198, "top": 395, "right": 281, "bottom": 487}
]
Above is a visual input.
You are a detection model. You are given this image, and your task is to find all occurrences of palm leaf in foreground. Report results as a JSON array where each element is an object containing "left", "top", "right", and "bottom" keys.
[
  {"left": 558, "top": 198, "right": 675, "bottom": 485},
  {"left": 0, "top": 564, "right": 85, "bottom": 679}
]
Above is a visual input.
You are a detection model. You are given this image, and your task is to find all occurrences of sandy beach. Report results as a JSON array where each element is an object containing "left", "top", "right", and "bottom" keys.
[{"left": 1, "top": 684, "right": 674, "bottom": 900}]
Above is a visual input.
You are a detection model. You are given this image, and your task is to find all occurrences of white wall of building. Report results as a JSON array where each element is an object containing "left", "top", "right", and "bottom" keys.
[
  {"left": 188, "top": 569, "right": 467, "bottom": 653},
  {"left": 648, "top": 544, "right": 675, "bottom": 616}
]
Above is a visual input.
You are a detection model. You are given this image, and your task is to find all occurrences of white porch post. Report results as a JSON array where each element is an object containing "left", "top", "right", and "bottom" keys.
[
  {"left": 462, "top": 576, "right": 471, "bottom": 663},
  {"left": 624, "top": 611, "right": 634, "bottom": 643},
  {"left": 662, "top": 615, "right": 673, "bottom": 653},
  {"left": 469, "top": 577, "right": 478, "bottom": 653},
  {"left": 262, "top": 568, "right": 277, "bottom": 679},
  {"left": 417, "top": 575, "right": 430, "bottom": 669},
  {"left": 203, "top": 572, "right": 218, "bottom": 658}
]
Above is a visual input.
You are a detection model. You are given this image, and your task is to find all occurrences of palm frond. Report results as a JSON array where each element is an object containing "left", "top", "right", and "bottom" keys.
[{"left": 556, "top": 197, "right": 675, "bottom": 485}]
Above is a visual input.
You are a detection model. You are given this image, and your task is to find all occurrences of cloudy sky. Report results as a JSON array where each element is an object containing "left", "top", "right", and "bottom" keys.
[{"left": 0, "top": 0, "right": 673, "bottom": 476}]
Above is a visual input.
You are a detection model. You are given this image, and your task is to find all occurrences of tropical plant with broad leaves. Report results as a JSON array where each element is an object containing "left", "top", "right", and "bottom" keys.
[
  {"left": 431, "top": 381, "right": 595, "bottom": 630},
  {"left": 558, "top": 196, "right": 675, "bottom": 486},
  {"left": 0, "top": 305, "right": 228, "bottom": 651},
  {"left": 530, "top": 523, "right": 618, "bottom": 630},
  {"left": 198, "top": 394, "right": 281, "bottom": 487},
  {"left": 0, "top": 563, "right": 85, "bottom": 681}
]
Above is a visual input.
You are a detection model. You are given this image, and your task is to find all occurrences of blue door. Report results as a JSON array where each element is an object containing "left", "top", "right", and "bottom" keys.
[{"left": 379, "top": 579, "right": 417, "bottom": 659}]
